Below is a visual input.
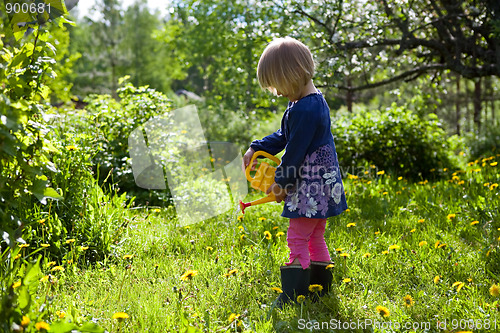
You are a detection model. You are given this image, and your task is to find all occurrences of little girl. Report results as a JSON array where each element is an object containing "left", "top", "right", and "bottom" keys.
[{"left": 242, "top": 37, "right": 348, "bottom": 308}]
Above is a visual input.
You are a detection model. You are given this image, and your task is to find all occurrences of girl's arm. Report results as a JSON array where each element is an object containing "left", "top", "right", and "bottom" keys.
[
  {"left": 249, "top": 128, "right": 287, "bottom": 155},
  {"left": 274, "top": 107, "right": 319, "bottom": 189}
]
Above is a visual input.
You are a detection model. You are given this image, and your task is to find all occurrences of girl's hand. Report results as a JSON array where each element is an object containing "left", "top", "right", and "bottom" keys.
[
  {"left": 242, "top": 147, "right": 257, "bottom": 172},
  {"left": 266, "top": 182, "right": 287, "bottom": 203}
]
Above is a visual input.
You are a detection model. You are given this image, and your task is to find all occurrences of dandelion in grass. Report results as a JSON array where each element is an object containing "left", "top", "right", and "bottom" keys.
[
  {"left": 343, "top": 278, "right": 351, "bottom": 283},
  {"left": 123, "top": 254, "right": 134, "bottom": 260},
  {"left": 438, "top": 243, "right": 447, "bottom": 249},
  {"left": 35, "top": 321, "right": 50, "bottom": 331},
  {"left": 258, "top": 217, "right": 266, "bottom": 221},
  {"left": 80, "top": 246, "right": 88, "bottom": 251},
  {"left": 382, "top": 250, "right": 389, "bottom": 255},
  {"left": 388, "top": 244, "right": 400, "bottom": 250},
  {"left": 419, "top": 241, "right": 427, "bottom": 247},
  {"left": 447, "top": 214, "right": 456, "bottom": 220},
  {"left": 339, "top": 253, "right": 350, "bottom": 258},
  {"left": 346, "top": 223, "right": 356, "bottom": 227},
  {"left": 309, "top": 284, "right": 323, "bottom": 293},
  {"left": 51, "top": 266, "right": 64, "bottom": 272},
  {"left": 345, "top": 208, "right": 350, "bottom": 212},
  {"left": 206, "top": 246, "right": 213, "bottom": 251},
  {"left": 18, "top": 243, "right": 29, "bottom": 248},
  {"left": 434, "top": 240, "right": 441, "bottom": 248},
  {"left": 65, "top": 239, "right": 75, "bottom": 244},
  {"left": 434, "top": 276, "right": 440, "bottom": 284},
  {"left": 228, "top": 313, "right": 240, "bottom": 323},
  {"left": 40, "top": 275, "right": 49, "bottom": 283},
  {"left": 376, "top": 305, "right": 390, "bottom": 318},
  {"left": 377, "top": 170, "right": 385, "bottom": 175},
  {"left": 273, "top": 226, "right": 279, "bottom": 230},
  {"left": 418, "top": 219, "right": 425, "bottom": 223},
  {"left": 56, "top": 310, "right": 66, "bottom": 319},
  {"left": 264, "top": 231, "right": 272, "bottom": 240},
  {"left": 41, "top": 244, "right": 50, "bottom": 248},
  {"left": 363, "top": 253, "right": 371, "bottom": 258},
  {"left": 297, "top": 295, "right": 306, "bottom": 303},
  {"left": 403, "top": 295, "right": 414, "bottom": 307},
  {"left": 326, "top": 264, "right": 334, "bottom": 269},
  {"left": 238, "top": 225, "right": 244, "bottom": 232},
  {"left": 271, "top": 287, "right": 282, "bottom": 293},
  {"left": 276, "top": 231, "right": 285, "bottom": 237},
  {"left": 38, "top": 219, "right": 46, "bottom": 224},
  {"left": 240, "top": 234, "right": 246, "bottom": 240},
  {"left": 47, "top": 261, "right": 56, "bottom": 267},
  {"left": 65, "top": 145, "right": 77, "bottom": 151},
  {"left": 237, "top": 215, "right": 244, "bottom": 222},
  {"left": 375, "top": 231, "right": 380, "bottom": 235},
  {"left": 12, "top": 281, "right": 21, "bottom": 289},
  {"left": 180, "top": 270, "right": 198, "bottom": 281},
  {"left": 13, "top": 254, "right": 21, "bottom": 260},
  {"left": 491, "top": 162, "right": 498, "bottom": 166},
  {"left": 470, "top": 221, "right": 479, "bottom": 226},
  {"left": 491, "top": 183, "right": 499, "bottom": 190},
  {"left": 21, "top": 316, "right": 30, "bottom": 327},
  {"left": 112, "top": 312, "right": 129, "bottom": 321},
  {"left": 335, "top": 247, "right": 344, "bottom": 252},
  {"left": 410, "top": 228, "right": 416, "bottom": 233},
  {"left": 224, "top": 269, "right": 238, "bottom": 277},
  {"left": 452, "top": 281, "right": 465, "bottom": 292},
  {"left": 490, "top": 284, "right": 500, "bottom": 297}
]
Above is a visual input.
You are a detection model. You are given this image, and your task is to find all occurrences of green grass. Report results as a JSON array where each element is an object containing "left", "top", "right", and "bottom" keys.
[{"left": 8, "top": 157, "right": 500, "bottom": 332}]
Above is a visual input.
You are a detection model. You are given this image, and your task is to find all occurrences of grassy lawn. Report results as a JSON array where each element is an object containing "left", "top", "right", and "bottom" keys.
[{"left": 34, "top": 156, "right": 500, "bottom": 332}]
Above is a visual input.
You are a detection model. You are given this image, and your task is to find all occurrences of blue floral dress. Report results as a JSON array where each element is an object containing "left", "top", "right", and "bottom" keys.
[{"left": 250, "top": 91, "right": 348, "bottom": 219}]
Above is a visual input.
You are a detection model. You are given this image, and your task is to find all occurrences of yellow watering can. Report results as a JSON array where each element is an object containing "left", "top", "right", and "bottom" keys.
[{"left": 239, "top": 151, "right": 281, "bottom": 213}]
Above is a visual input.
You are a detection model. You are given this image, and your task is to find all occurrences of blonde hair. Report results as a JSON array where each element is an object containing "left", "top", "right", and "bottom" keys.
[{"left": 257, "top": 37, "right": 315, "bottom": 97}]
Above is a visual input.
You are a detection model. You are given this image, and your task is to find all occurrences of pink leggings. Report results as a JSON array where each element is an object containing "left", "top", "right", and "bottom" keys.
[{"left": 286, "top": 217, "right": 331, "bottom": 269}]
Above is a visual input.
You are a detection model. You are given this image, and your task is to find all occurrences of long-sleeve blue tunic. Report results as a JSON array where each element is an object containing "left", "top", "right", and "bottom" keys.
[{"left": 250, "top": 91, "right": 348, "bottom": 219}]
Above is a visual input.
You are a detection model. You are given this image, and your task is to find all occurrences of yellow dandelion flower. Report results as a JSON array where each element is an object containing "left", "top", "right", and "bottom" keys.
[
  {"left": 339, "top": 253, "right": 350, "bottom": 258},
  {"left": 237, "top": 225, "right": 244, "bottom": 231},
  {"left": 258, "top": 217, "right": 266, "bottom": 221},
  {"left": 489, "top": 284, "right": 500, "bottom": 297},
  {"left": 434, "top": 240, "right": 441, "bottom": 248},
  {"left": 438, "top": 243, "right": 447, "bottom": 248},
  {"left": 65, "top": 145, "right": 77, "bottom": 151},
  {"left": 14, "top": 254, "right": 21, "bottom": 260},
  {"left": 382, "top": 250, "right": 389, "bottom": 255},
  {"left": 264, "top": 231, "right": 272, "bottom": 240},
  {"left": 112, "top": 312, "right": 129, "bottom": 320},
  {"left": 362, "top": 253, "right": 371, "bottom": 258},
  {"left": 123, "top": 254, "right": 134, "bottom": 260},
  {"left": 434, "top": 276, "right": 440, "bottom": 284},
  {"left": 345, "top": 208, "right": 350, "bottom": 212},
  {"left": 447, "top": 213, "right": 456, "bottom": 220},
  {"left": 343, "top": 278, "right": 351, "bottom": 283},
  {"left": 237, "top": 215, "right": 244, "bottom": 221},
  {"left": 443, "top": 168, "right": 448, "bottom": 172},
  {"left": 21, "top": 316, "right": 30, "bottom": 327},
  {"left": 326, "top": 264, "right": 334, "bottom": 269},
  {"left": 35, "top": 321, "right": 50, "bottom": 331},
  {"left": 375, "top": 231, "right": 380, "bottom": 235},
  {"left": 276, "top": 231, "right": 285, "bottom": 237},
  {"left": 206, "top": 246, "right": 213, "bottom": 251},
  {"left": 418, "top": 219, "right": 425, "bottom": 223},
  {"left": 410, "top": 228, "right": 416, "bottom": 233},
  {"left": 18, "top": 243, "right": 29, "bottom": 248},
  {"left": 65, "top": 239, "right": 75, "bottom": 244},
  {"left": 491, "top": 162, "right": 498, "bottom": 167},
  {"left": 470, "top": 221, "right": 479, "bottom": 226},
  {"left": 41, "top": 244, "right": 50, "bottom": 248},
  {"left": 80, "top": 246, "right": 89, "bottom": 251},
  {"left": 376, "top": 305, "right": 390, "bottom": 317},
  {"left": 180, "top": 270, "right": 198, "bottom": 281},
  {"left": 40, "top": 275, "right": 49, "bottom": 283},
  {"left": 403, "top": 295, "right": 414, "bottom": 307},
  {"left": 388, "top": 244, "right": 400, "bottom": 250},
  {"left": 271, "top": 287, "right": 282, "bottom": 293},
  {"left": 297, "top": 295, "right": 306, "bottom": 303},
  {"left": 38, "top": 219, "right": 46, "bottom": 224},
  {"left": 240, "top": 234, "right": 246, "bottom": 240},
  {"left": 484, "top": 182, "right": 490, "bottom": 187},
  {"left": 309, "top": 284, "right": 323, "bottom": 293},
  {"left": 346, "top": 223, "right": 356, "bottom": 227},
  {"left": 430, "top": 168, "right": 436, "bottom": 172},
  {"left": 396, "top": 191, "right": 402, "bottom": 195},
  {"left": 228, "top": 313, "right": 240, "bottom": 323},
  {"left": 419, "top": 241, "right": 427, "bottom": 247},
  {"left": 273, "top": 226, "right": 279, "bottom": 230},
  {"left": 491, "top": 183, "right": 499, "bottom": 190},
  {"left": 47, "top": 261, "right": 56, "bottom": 267},
  {"left": 377, "top": 170, "right": 385, "bottom": 175},
  {"left": 224, "top": 269, "right": 238, "bottom": 277},
  {"left": 398, "top": 176, "right": 403, "bottom": 180},
  {"left": 56, "top": 310, "right": 66, "bottom": 319},
  {"left": 51, "top": 266, "right": 65, "bottom": 272},
  {"left": 367, "top": 180, "right": 372, "bottom": 184},
  {"left": 335, "top": 247, "right": 344, "bottom": 252},
  {"left": 452, "top": 281, "right": 465, "bottom": 292},
  {"left": 12, "top": 281, "right": 21, "bottom": 289}
]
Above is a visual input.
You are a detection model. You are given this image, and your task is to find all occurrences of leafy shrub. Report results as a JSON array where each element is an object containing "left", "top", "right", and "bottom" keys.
[
  {"left": 332, "top": 104, "right": 461, "bottom": 180},
  {"left": 464, "top": 124, "right": 500, "bottom": 159}
]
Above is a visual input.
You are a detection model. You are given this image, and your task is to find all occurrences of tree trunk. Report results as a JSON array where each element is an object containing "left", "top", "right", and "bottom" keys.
[
  {"left": 346, "top": 77, "right": 353, "bottom": 113},
  {"left": 455, "top": 75, "right": 461, "bottom": 135},
  {"left": 473, "top": 78, "right": 482, "bottom": 133}
]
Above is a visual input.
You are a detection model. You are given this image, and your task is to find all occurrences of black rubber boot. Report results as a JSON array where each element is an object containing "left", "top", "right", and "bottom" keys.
[
  {"left": 309, "top": 261, "right": 333, "bottom": 301},
  {"left": 275, "top": 265, "right": 311, "bottom": 309}
]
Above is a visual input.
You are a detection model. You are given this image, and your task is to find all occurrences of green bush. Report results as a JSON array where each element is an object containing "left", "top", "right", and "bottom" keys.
[
  {"left": 332, "top": 104, "right": 461, "bottom": 180},
  {"left": 464, "top": 124, "right": 500, "bottom": 159}
]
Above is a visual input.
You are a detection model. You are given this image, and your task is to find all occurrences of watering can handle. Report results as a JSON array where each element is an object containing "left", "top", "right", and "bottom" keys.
[{"left": 245, "top": 150, "right": 281, "bottom": 182}]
